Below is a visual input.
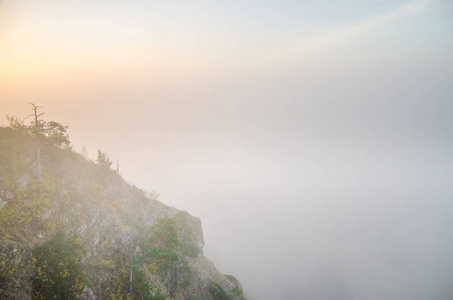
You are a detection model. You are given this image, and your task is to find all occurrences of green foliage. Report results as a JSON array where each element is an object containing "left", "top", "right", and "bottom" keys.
[
  {"left": 129, "top": 217, "right": 182, "bottom": 299},
  {"left": 143, "top": 246, "right": 178, "bottom": 275},
  {"left": 117, "top": 206, "right": 141, "bottom": 230},
  {"left": 96, "top": 150, "right": 113, "bottom": 169},
  {"left": 188, "top": 295, "right": 200, "bottom": 300},
  {"left": 6, "top": 114, "right": 71, "bottom": 149},
  {"left": 31, "top": 232, "right": 88, "bottom": 299},
  {"left": 131, "top": 256, "right": 166, "bottom": 300},
  {"left": 144, "top": 190, "right": 159, "bottom": 201},
  {"left": 0, "top": 129, "right": 28, "bottom": 215},
  {"left": 0, "top": 174, "right": 57, "bottom": 238},
  {"left": 89, "top": 249, "right": 131, "bottom": 300},
  {"left": 5, "top": 115, "right": 29, "bottom": 134},
  {"left": 180, "top": 280, "right": 190, "bottom": 289},
  {"left": 224, "top": 274, "right": 237, "bottom": 284},
  {"left": 181, "top": 241, "right": 200, "bottom": 259},
  {"left": 139, "top": 217, "right": 179, "bottom": 275},
  {"left": 231, "top": 286, "right": 245, "bottom": 298},
  {"left": 178, "top": 260, "right": 193, "bottom": 290},
  {"left": 1, "top": 126, "right": 222, "bottom": 299},
  {"left": 175, "top": 212, "right": 200, "bottom": 258},
  {"left": 207, "top": 281, "right": 232, "bottom": 300},
  {"left": 42, "top": 121, "right": 71, "bottom": 149},
  {"left": 224, "top": 274, "right": 246, "bottom": 299},
  {"left": 147, "top": 217, "right": 178, "bottom": 248}
]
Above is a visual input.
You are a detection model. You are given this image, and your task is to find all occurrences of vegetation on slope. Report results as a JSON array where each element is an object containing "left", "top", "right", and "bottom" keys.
[
  {"left": 31, "top": 232, "right": 88, "bottom": 299},
  {"left": 0, "top": 113, "right": 244, "bottom": 300}
]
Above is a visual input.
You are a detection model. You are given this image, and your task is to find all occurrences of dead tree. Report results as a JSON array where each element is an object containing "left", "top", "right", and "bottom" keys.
[{"left": 27, "top": 103, "right": 44, "bottom": 178}]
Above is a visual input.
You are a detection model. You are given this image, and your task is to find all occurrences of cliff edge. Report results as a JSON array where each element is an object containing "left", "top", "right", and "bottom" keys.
[{"left": 0, "top": 127, "right": 246, "bottom": 300}]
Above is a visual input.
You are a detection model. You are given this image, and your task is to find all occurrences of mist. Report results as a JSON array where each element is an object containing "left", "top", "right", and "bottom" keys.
[{"left": 1, "top": 0, "right": 453, "bottom": 299}]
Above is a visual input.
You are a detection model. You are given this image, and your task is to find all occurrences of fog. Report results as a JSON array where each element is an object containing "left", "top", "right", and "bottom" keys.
[{"left": 1, "top": 0, "right": 453, "bottom": 299}]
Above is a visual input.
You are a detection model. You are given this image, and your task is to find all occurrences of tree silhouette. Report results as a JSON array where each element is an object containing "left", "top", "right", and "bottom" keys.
[
  {"left": 6, "top": 103, "right": 71, "bottom": 178},
  {"left": 96, "top": 150, "right": 113, "bottom": 169},
  {"left": 27, "top": 103, "right": 44, "bottom": 178}
]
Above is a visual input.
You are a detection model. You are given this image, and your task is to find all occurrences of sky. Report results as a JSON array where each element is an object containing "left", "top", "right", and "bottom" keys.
[{"left": 1, "top": 0, "right": 453, "bottom": 299}]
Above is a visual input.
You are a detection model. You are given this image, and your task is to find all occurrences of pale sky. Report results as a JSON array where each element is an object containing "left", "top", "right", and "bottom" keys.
[{"left": 1, "top": 1, "right": 453, "bottom": 299}]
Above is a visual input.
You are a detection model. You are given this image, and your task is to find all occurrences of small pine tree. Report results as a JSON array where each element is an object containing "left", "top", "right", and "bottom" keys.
[{"left": 96, "top": 150, "right": 113, "bottom": 169}]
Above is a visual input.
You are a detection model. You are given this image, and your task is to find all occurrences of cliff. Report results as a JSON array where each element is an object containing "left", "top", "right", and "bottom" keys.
[{"left": 0, "top": 127, "right": 245, "bottom": 300}]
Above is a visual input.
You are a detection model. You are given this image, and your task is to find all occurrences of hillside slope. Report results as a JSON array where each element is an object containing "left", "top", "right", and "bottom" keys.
[{"left": 0, "top": 127, "right": 245, "bottom": 300}]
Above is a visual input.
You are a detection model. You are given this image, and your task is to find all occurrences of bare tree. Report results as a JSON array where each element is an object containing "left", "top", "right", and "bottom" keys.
[{"left": 26, "top": 103, "right": 44, "bottom": 178}]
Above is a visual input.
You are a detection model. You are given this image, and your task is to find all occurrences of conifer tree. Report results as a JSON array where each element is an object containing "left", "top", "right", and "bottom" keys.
[{"left": 96, "top": 150, "right": 113, "bottom": 169}]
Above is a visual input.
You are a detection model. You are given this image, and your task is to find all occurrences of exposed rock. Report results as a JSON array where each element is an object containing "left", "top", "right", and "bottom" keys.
[
  {"left": 80, "top": 286, "right": 96, "bottom": 300},
  {"left": 0, "top": 127, "right": 246, "bottom": 299}
]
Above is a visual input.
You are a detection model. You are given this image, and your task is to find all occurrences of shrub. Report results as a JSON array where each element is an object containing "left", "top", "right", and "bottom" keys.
[
  {"left": 148, "top": 217, "right": 178, "bottom": 248},
  {"left": 178, "top": 260, "right": 193, "bottom": 290},
  {"left": 6, "top": 115, "right": 71, "bottom": 149},
  {"left": 181, "top": 241, "right": 200, "bottom": 259},
  {"left": 130, "top": 217, "right": 181, "bottom": 299},
  {"left": 139, "top": 217, "right": 179, "bottom": 275},
  {"left": 131, "top": 257, "right": 165, "bottom": 300},
  {"left": 175, "top": 212, "right": 200, "bottom": 258},
  {"left": 31, "top": 232, "right": 88, "bottom": 299},
  {"left": 207, "top": 281, "right": 231, "bottom": 300},
  {"left": 224, "top": 274, "right": 238, "bottom": 285},
  {"left": 143, "top": 246, "right": 178, "bottom": 274}
]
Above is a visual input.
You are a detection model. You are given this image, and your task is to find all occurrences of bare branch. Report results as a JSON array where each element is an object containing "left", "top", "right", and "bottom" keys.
[
  {"left": 28, "top": 102, "right": 42, "bottom": 109},
  {"left": 28, "top": 102, "right": 43, "bottom": 178}
]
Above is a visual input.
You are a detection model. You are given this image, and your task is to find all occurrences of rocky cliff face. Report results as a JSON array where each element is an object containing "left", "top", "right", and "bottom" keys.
[{"left": 0, "top": 127, "right": 246, "bottom": 300}]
